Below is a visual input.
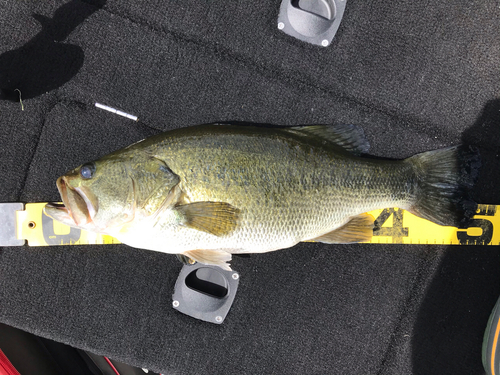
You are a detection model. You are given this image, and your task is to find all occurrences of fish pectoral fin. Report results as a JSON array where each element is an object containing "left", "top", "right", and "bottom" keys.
[
  {"left": 176, "top": 202, "right": 240, "bottom": 236},
  {"left": 183, "top": 250, "right": 233, "bottom": 271},
  {"left": 176, "top": 253, "right": 196, "bottom": 265},
  {"left": 311, "top": 213, "right": 374, "bottom": 244}
]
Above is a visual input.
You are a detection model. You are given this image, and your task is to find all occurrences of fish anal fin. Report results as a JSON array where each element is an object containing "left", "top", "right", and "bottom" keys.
[
  {"left": 311, "top": 213, "right": 374, "bottom": 244},
  {"left": 183, "top": 250, "right": 233, "bottom": 271},
  {"left": 176, "top": 202, "right": 240, "bottom": 236}
]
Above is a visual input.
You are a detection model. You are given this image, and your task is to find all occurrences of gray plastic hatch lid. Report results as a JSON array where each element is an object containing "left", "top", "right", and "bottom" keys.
[
  {"left": 172, "top": 263, "right": 240, "bottom": 324},
  {"left": 277, "top": 0, "right": 347, "bottom": 47}
]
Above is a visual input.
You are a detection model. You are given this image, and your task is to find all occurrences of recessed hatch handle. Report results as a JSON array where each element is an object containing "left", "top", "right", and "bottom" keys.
[
  {"left": 172, "top": 263, "right": 240, "bottom": 324},
  {"left": 278, "top": 0, "right": 347, "bottom": 47}
]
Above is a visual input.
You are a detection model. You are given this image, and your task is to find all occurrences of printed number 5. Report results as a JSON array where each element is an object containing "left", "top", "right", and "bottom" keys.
[{"left": 457, "top": 219, "right": 493, "bottom": 245}]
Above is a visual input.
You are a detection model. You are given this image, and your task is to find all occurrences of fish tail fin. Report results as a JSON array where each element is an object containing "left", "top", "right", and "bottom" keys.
[{"left": 406, "top": 145, "right": 480, "bottom": 226}]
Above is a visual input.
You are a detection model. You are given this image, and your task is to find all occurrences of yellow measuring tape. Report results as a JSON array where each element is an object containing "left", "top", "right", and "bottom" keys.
[
  {"left": 16, "top": 203, "right": 119, "bottom": 246},
  {"left": 369, "top": 205, "right": 498, "bottom": 245},
  {"left": 8, "top": 203, "right": 499, "bottom": 247}
]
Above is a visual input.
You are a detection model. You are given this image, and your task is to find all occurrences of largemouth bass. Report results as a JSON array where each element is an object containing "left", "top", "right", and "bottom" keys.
[{"left": 45, "top": 123, "right": 479, "bottom": 269}]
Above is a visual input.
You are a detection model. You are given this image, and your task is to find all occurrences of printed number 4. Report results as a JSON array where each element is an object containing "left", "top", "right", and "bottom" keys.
[{"left": 373, "top": 208, "right": 408, "bottom": 244}]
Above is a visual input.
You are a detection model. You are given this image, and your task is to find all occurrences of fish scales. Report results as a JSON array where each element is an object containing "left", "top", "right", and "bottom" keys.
[{"left": 129, "top": 125, "right": 414, "bottom": 253}]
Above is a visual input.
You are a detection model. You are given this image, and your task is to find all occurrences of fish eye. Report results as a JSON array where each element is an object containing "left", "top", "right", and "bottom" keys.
[{"left": 80, "top": 163, "right": 96, "bottom": 179}]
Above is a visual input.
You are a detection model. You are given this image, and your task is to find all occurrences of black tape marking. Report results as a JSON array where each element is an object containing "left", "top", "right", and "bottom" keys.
[
  {"left": 373, "top": 208, "right": 409, "bottom": 244},
  {"left": 42, "top": 211, "right": 81, "bottom": 245},
  {"left": 477, "top": 204, "right": 497, "bottom": 217},
  {"left": 457, "top": 219, "right": 494, "bottom": 245}
]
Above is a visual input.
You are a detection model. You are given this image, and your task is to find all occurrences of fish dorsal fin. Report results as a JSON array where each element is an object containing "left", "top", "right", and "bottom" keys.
[
  {"left": 310, "top": 213, "right": 374, "bottom": 244},
  {"left": 289, "top": 124, "right": 370, "bottom": 155},
  {"left": 183, "top": 249, "right": 233, "bottom": 271},
  {"left": 176, "top": 202, "right": 240, "bottom": 236}
]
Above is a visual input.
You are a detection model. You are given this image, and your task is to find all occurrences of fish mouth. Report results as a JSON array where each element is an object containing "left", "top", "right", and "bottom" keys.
[{"left": 54, "top": 176, "right": 97, "bottom": 226}]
